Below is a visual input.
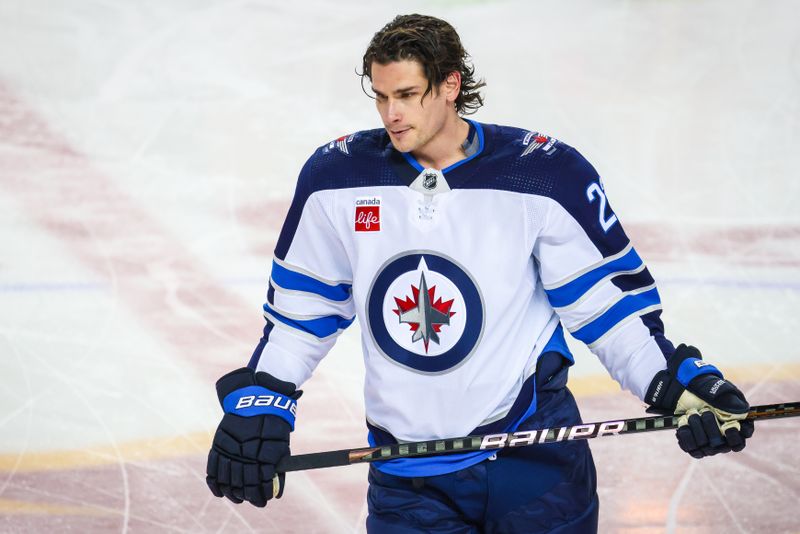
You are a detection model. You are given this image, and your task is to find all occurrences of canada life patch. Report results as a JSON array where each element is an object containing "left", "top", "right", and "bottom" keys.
[{"left": 355, "top": 196, "right": 381, "bottom": 232}]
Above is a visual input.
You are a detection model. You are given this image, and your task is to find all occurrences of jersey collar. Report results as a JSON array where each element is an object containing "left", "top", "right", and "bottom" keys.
[
  {"left": 387, "top": 119, "right": 488, "bottom": 189},
  {"left": 399, "top": 119, "right": 484, "bottom": 173}
]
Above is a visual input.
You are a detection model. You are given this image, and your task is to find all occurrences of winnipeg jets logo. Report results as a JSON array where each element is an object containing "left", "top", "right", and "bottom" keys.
[
  {"left": 393, "top": 270, "right": 455, "bottom": 352},
  {"left": 327, "top": 133, "right": 355, "bottom": 155},
  {"left": 367, "top": 252, "right": 484, "bottom": 374},
  {"left": 521, "top": 131, "right": 558, "bottom": 157}
]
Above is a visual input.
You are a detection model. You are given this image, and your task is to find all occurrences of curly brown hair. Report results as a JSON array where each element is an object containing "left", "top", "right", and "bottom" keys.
[{"left": 360, "top": 14, "right": 486, "bottom": 115}]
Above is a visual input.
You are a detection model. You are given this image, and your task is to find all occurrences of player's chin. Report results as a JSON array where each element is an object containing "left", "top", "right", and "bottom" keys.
[
  {"left": 388, "top": 130, "right": 416, "bottom": 152},
  {"left": 391, "top": 142, "right": 412, "bottom": 153}
]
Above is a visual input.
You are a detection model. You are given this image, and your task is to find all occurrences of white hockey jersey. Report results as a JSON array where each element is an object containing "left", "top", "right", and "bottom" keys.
[{"left": 251, "top": 121, "right": 672, "bottom": 476}]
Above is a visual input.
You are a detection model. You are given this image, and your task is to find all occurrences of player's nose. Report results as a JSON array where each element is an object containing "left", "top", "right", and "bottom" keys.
[{"left": 386, "top": 100, "right": 402, "bottom": 122}]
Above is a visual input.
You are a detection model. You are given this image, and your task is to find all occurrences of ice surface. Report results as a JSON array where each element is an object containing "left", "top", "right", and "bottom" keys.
[{"left": 1, "top": 0, "right": 798, "bottom": 532}]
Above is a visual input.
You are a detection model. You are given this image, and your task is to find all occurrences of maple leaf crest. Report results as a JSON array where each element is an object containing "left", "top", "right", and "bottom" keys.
[{"left": 392, "top": 271, "right": 456, "bottom": 353}]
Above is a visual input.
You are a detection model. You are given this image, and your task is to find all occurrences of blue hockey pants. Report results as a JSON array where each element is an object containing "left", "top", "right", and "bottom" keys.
[{"left": 366, "top": 385, "right": 598, "bottom": 533}]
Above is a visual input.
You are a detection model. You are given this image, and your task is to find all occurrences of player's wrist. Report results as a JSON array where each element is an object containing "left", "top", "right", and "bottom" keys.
[
  {"left": 646, "top": 344, "right": 749, "bottom": 414},
  {"left": 645, "top": 344, "right": 723, "bottom": 413},
  {"left": 645, "top": 369, "right": 683, "bottom": 412}
]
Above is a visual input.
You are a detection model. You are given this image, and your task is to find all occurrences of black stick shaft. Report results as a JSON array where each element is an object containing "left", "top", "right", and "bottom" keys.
[{"left": 276, "top": 402, "right": 799, "bottom": 473}]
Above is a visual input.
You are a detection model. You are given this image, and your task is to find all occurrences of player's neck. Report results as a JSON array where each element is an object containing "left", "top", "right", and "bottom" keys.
[{"left": 411, "top": 115, "right": 470, "bottom": 171}]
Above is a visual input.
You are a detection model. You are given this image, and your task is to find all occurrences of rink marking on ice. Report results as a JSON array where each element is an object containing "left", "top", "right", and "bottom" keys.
[
  {"left": 1, "top": 91, "right": 797, "bottom": 530},
  {"left": 0, "top": 281, "right": 108, "bottom": 292},
  {"left": 0, "top": 373, "right": 618, "bottom": 473},
  {"left": 13, "top": 335, "right": 137, "bottom": 532},
  {"left": 0, "top": 432, "right": 212, "bottom": 472},
  {"left": 625, "top": 222, "right": 800, "bottom": 268},
  {"left": 698, "top": 465, "right": 748, "bottom": 534},
  {"left": 3, "top": 275, "right": 800, "bottom": 293},
  {"left": 2, "top": 363, "right": 797, "bottom": 474},
  {"left": 0, "top": 82, "right": 359, "bottom": 529},
  {"left": 0, "top": 87, "right": 258, "bottom": 374},
  {"left": 0, "top": 498, "right": 116, "bottom": 517},
  {"left": 718, "top": 367, "right": 800, "bottom": 501},
  {"left": 665, "top": 360, "right": 788, "bottom": 531},
  {"left": 0, "top": 335, "right": 35, "bottom": 500},
  {"left": 665, "top": 461, "right": 697, "bottom": 534},
  {"left": 0, "top": 485, "right": 201, "bottom": 531}
]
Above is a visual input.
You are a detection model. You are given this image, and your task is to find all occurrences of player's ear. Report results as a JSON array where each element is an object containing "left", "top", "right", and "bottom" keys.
[{"left": 443, "top": 71, "right": 461, "bottom": 104}]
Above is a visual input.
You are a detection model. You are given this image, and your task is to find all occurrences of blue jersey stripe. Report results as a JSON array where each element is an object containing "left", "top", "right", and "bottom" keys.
[
  {"left": 570, "top": 287, "right": 661, "bottom": 345},
  {"left": 545, "top": 247, "right": 643, "bottom": 309},
  {"left": 540, "top": 323, "right": 574, "bottom": 364},
  {"left": 400, "top": 150, "right": 424, "bottom": 172},
  {"left": 263, "top": 303, "right": 354, "bottom": 339},
  {"left": 247, "top": 321, "right": 274, "bottom": 369},
  {"left": 271, "top": 260, "right": 352, "bottom": 302}
]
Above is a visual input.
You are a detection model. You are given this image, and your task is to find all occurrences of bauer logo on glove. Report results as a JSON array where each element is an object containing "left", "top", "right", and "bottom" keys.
[
  {"left": 645, "top": 344, "right": 755, "bottom": 458},
  {"left": 206, "top": 367, "right": 302, "bottom": 507},
  {"left": 223, "top": 385, "right": 298, "bottom": 426}
]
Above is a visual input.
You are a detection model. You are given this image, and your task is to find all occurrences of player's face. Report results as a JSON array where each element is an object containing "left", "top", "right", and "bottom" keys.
[{"left": 371, "top": 60, "right": 455, "bottom": 154}]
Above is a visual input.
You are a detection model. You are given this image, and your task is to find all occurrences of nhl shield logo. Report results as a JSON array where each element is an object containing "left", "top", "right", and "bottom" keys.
[
  {"left": 422, "top": 171, "right": 438, "bottom": 190},
  {"left": 367, "top": 251, "right": 485, "bottom": 373}
]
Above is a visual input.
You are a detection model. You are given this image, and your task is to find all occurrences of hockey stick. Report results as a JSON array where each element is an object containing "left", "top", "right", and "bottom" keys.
[{"left": 276, "top": 402, "right": 799, "bottom": 473}]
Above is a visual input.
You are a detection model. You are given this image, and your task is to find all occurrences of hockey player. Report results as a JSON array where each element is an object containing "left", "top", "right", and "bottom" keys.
[{"left": 205, "top": 14, "right": 754, "bottom": 533}]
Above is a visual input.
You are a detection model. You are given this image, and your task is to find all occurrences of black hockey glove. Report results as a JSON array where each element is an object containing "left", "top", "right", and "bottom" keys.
[
  {"left": 206, "top": 367, "right": 301, "bottom": 507},
  {"left": 645, "top": 344, "right": 754, "bottom": 458}
]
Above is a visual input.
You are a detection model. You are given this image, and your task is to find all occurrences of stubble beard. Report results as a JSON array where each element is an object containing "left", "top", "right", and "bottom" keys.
[
  {"left": 389, "top": 128, "right": 417, "bottom": 154},
  {"left": 391, "top": 126, "right": 436, "bottom": 156}
]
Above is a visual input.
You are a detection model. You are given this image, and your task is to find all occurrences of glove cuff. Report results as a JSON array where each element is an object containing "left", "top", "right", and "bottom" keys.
[
  {"left": 215, "top": 367, "right": 299, "bottom": 403},
  {"left": 668, "top": 344, "right": 722, "bottom": 386},
  {"left": 221, "top": 386, "right": 299, "bottom": 429},
  {"left": 646, "top": 344, "right": 726, "bottom": 413},
  {"left": 215, "top": 367, "right": 301, "bottom": 430},
  {"left": 645, "top": 369, "right": 684, "bottom": 412}
]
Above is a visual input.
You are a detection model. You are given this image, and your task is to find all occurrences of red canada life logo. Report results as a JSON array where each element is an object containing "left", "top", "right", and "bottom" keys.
[{"left": 355, "top": 196, "right": 381, "bottom": 232}]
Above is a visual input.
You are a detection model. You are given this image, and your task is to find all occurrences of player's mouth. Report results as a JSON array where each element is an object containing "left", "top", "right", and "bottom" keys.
[{"left": 389, "top": 127, "right": 411, "bottom": 139}]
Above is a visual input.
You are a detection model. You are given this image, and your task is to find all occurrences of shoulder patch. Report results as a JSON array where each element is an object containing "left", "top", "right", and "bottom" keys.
[
  {"left": 520, "top": 131, "right": 559, "bottom": 157},
  {"left": 323, "top": 132, "right": 357, "bottom": 156}
]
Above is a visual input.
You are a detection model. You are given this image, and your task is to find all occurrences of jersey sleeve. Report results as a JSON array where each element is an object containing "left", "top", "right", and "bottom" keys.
[
  {"left": 532, "top": 146, "right": 674, "bottom": 400},
  {"left": 248, "top": 152, "right": 356, "bottom": 387}
]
